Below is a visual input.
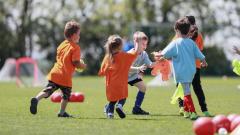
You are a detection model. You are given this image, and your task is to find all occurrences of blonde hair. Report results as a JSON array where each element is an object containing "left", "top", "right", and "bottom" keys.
[
  {"left": 101, "top": 35, "right": 123, "bottom": 71},
  {"left": 133, "top": 31, "right": 148, "bottom": 41}
]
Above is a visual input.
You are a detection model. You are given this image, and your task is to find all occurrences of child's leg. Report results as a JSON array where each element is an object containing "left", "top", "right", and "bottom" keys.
[
  {"left": 117, "top": 98, "right": 126, "bottom": 107},
  {"left": 116, "top": 98, "right": 126, "bottom": 118},
  {"left": 132, "top": 80, "right": 149, "bottom": 115},
  {"left": 192, "top": 68, "right": 208, "bottom": 112},
  {"left": 58, "top": 87, "right": 71, "bottom": 117},
  {"left": 107, "top": 101, "right": 117, "bottom": 118},
  {"left": 133, "top": 81, "right": 146, "bottom": 108},
  {"left": 36, "top": 82, "right": 59, "bottom": 101},
  {"left": 181, "top": 83, "right": 196, "bottom": 113},
  {"left": 35, "top": 91, "right": 50, "bottom": 101},
  {"left": 30, "top": 81, "right": 59, "bottom": 115}
]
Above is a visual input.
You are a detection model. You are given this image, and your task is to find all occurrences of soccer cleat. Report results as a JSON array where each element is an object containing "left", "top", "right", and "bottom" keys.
[
  {"left": 179, "top": 107, "right": 184, "bottom": 116},
  {"left": 115, "top": 104, "right": 126, "bottom": 119},
  {"left": 203, "top": 111, "right": 213, "bottom": 117},
  {"left": 30, "top": 97, "right": 38, "bottom": 115},
  {"left": 57, "top": 112, "right": 73, "bottom": 118},
  {"left": 190, "top": 112, "right": 199, "bottom": 120},
  {"left": 132, "top": 107, "right": 150, "bottom": 115},
  {"left": 183, "top": 111, "right": 190, "bottom": 118},
  {"left": 107, "top": 113, "right": 114, "bottom": 119}
]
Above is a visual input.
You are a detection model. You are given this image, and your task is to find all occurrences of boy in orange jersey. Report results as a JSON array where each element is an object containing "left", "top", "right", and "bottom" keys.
[
  {"left": 30, "top": 20, "right": 86, "bottom": 117},
  {"left": 99, "top": 34, "right": 142, "bottom": 119}
]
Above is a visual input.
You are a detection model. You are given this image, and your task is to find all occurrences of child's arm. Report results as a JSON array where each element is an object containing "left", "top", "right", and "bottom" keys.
[
  {"left": 73, "top": 59, "right": 86, "bottom": 69},
  {"left": 132, "top": 36, "right": 143, "bottom": 54},
  {"left": 201, "top": 59, "right": 208, "bottom": 67},
  {"left": 130, "top": 64, "right": 147, "bottom": 73}
]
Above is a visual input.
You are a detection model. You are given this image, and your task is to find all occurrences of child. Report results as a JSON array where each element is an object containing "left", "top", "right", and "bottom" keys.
[
  {"left": 98, "top": 34, "right": 142, "bottom": 119},
  {"left": 30, "top": 20, "right": 86, "bottom": 117},
  {"left": 173, "top": 15, "right": 212, "bottom": 117},
  {"left": 154, "top": 17, "right": 207, "bottom": 120},
  {"left": 128, "top": 31, "right": 154, "bottom": 115}
]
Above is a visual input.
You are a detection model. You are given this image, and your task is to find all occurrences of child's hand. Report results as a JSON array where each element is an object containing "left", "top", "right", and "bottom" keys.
[
  {"left": 138, "top": 64, "right": 147, "bottom": 72},
  {"left": 80, "top": 59, "right": 87, "bottom": 69},
  {"left": 201, "top": 60, "right": 208, "bottom": 68}
]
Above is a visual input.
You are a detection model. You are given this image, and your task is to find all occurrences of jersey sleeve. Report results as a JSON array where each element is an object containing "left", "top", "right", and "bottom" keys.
[
  {"left": 124, "top": 50, "right": 138, "bottom": 66},
  {"left": 196, "top": 34, "right": 204, "bottom": 51},
  {"left": 98, "top": 62, "right": 107, "bottom": 76},
  {"left": 72, "top": 46, "right": 81, "bottom": 62},
  {"left": 193, "top": 42, "right": 205, "bottom": 60},
  {"left": 161, "top": 41, "right": 178, "bottom": 59}
]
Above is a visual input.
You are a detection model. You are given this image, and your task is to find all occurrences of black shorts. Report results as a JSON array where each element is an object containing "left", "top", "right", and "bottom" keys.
[
  {"left": 42, "top": 81, "right": 72, "bottom": 100},
  {"left": 128, "top": 78, "right": 143, "bottom": 86}
]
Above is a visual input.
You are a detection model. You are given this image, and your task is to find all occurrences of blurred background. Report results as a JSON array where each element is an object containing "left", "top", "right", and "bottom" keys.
[{"left": 0, "top": 0, "right": 240, "bottom": 76}]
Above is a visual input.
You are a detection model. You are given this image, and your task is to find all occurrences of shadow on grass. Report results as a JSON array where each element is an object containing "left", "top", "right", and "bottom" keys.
[
  {"left": 68, "top": 114, "right": 182, "bottom": 121},
  {"left": 148, "top": 113, "right": 180, "bottom": 117}
]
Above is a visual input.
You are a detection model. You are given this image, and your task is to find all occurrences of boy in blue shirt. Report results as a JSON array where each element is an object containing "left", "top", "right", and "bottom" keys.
[{"left": 154, "top": 17, "right": 207, "bottom": 120}]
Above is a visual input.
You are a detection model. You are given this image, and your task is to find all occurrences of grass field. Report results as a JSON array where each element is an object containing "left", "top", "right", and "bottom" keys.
[{"left": 0, "top": 76, "right": 239, "bottom": 135}]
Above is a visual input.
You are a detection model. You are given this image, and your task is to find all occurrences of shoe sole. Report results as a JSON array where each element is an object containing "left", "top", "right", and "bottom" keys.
[
  {"left": 116, "top": 108, "right": 126, "bottom": 119},
  {"left": 132, "top": 113, "right": 150, "bottom": 115},
  {"left": 30, "top": 98, "right": 38, "bottom": 114},
  {"left": 132, "top": 111, "right": 150, "bottom": 115}
]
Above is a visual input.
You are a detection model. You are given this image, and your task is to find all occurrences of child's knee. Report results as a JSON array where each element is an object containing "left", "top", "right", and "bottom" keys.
[
  {"left": 42, "top": 86, "right": 57, "bottom": 98},
  {"left": 61, "top": 88, "right": 72, "bottom": 100},
  {"left": 139, "top": 85, "right": 147, "bottom": 92}
]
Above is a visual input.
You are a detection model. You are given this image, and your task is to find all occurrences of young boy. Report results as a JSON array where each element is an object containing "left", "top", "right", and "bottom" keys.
[
  {"left": 154, "top": 17, "right": 207, "bottom": 120},
  {"left": 173, "top": 16, "right": 212, "bottom": 117},
  {"left": 128, "top": 31, "right": 154, "bottom": 115},
  {"left": 30, "top": 20, "right": 86, "bottom": 117}
]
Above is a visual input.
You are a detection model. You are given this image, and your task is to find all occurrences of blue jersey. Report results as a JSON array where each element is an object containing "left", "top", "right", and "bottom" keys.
[{"left": 161, "top": 38, "right": 205, "bottom": 83}]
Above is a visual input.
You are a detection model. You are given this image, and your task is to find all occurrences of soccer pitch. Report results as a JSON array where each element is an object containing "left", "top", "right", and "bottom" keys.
[{"left": 0, "top": 76, "right": 239, "bottom": 135}]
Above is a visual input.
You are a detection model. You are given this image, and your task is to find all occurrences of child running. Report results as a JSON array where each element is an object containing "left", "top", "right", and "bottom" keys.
[
  {"left": 173, "top": 15, "right": 212, "bottom": 117},
  {"left": 128, "top": 31, "right": 154, "bottom": 115},
  {"left": 98, "top": 34, "right": 142, "bottom": 119},
  {"left": 154, "top": 17, "right": 207, "bottom": 120},
  {"left": 30, "top": 20, "right": 86, "bottom": 117}
]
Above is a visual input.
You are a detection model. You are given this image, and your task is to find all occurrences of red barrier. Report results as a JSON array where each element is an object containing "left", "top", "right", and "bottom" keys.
[{"left": 51, "top": 92, "right": 84, "bottom": 103}]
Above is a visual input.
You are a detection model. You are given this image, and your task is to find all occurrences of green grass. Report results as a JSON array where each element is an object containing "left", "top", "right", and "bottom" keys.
[{"left": 0, "top": 76, "right": 239, "bottom": 135}]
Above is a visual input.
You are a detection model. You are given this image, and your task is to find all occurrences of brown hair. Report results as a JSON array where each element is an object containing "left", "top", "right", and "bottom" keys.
[
  {"left": 186, "top": 15, "right": 196, "bottom": 25},
  {"left": 174, "top": 18, "right": 190, "bottom": 35},
  {"left": 64, "top": 20, "right": 80, "bottom": 39},
  {"left": 188, "top": 25, "right": 198, "bottom": 41},
  {"left": 101, "top": 35, "right": 123, "bottom": 71}
]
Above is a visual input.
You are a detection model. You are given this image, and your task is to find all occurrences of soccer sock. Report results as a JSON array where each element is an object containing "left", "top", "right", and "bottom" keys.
[
  {"left": 118, "top": 98, "right": 126, "bottom": 107},
  {"left": 134, "top": 91, "right": 145, "bottom": 108},
  {"left": 183, "top": 96, "right": 189, "bottom": 112},
  {"left": 108, "top": 101, "right": 116, "bottom": 113},
  {"left": 184, "top": 95, "right": 196, "bottom": 113}
]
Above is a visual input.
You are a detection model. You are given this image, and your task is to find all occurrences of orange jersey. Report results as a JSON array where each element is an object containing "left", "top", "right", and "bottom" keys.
[
  {"left": 195, "top": 34, "right": 204, "bottom": 68},
  {"left": 98, "top": 51, "right": 137, "bottom": 101},
  {"left": 47, "top": 40, "right": 81, "bottom": 87},
  {"left": 172, "top": 33, "right": 204, "bottom": 68}
]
